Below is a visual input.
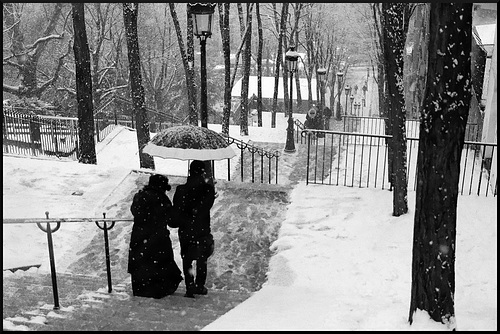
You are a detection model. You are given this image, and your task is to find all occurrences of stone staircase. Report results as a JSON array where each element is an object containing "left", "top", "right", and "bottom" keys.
[
  {"left": 3, "top": 271, "right": 251, "bottom": 331},
  {"left": 3, "top": 125, "right": 342, "bottom": 331}
]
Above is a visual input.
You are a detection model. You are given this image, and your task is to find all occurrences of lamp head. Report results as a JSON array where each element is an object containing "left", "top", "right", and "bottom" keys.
[
  {"left": 188, "top": 3, "right": 216, "bottom": 40},
  {"left": 285, "top": 45, "right": 300, "bottom": 73}
]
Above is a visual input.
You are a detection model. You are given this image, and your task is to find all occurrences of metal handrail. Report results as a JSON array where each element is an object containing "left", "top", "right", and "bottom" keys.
[
  {"left": 221, "top": 133, "right": 280, "bottom": 184},
  {"left": 302, "top": 128, "right": 497, "bottom": 196},
  {"left": 4, "top": 212, "right": 133, "bottom": 310}
]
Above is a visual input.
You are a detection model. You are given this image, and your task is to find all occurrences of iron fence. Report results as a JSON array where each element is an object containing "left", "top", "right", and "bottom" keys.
[
  {"left": 3, "top": 108, "right": 79, "bottom": 160},
  {"left": 222, "top": 134, "right": 280, "bottom": 184},
  {"left": 303, "top": 129, "right": 497, "bottom": 197},
  {"left": 294, "top": 118, "right": 306, "bottom": 144},
  {"left": 3, "top": 107, "right": 183, "bottom": 160},
  {"left": 342, "top": 115, "right": 481, "bottom": 142}
]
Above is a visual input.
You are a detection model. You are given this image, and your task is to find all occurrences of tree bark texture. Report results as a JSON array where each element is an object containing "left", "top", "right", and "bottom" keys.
[
  {"left": 240, "top": 3, "right": 252, "bottom": 136},
  {"left": 72, "top": 3, "right": 97, "bottom": 165},
  {"left": 123, "top": 3, "right": 155, "bottom": 169},
  {"left": 381, "top": 3, "right": 409, "bottom": 216},
  {"left": 271, "top": 3, "right": 288, "bottom": 128},
  {"left": 256, "top": 3, "right": 263, "bottom": 127},
  {"left": 404, "top": 4, "right": 430, "bottom": 120},
  {"left": 218, "top": 3, "right": 231, "bottom": 135},
  {"left": 169, "top": 4, "right": 198, "bottom": 126},
  {"left": 186, "top": 6, "right": 198, "bottom": 125},
  {"left": 408, "top": 3, "right": 472, "bottom": 328}
]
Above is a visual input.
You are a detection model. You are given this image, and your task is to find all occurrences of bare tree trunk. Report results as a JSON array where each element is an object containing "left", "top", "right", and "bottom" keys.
[
  {"left": 408, "top": 4, "right": 472, "bottom": 329},
  {"left": 291, "top": 4, "right": 303, "bottom": 111},
  {"left": 218, "top": 3, "right": 231, "bottom": 135},
  {"left": 169, "top": 3, "right": 198, "bottom": 125},
  {"left": 382, "top": 2, "right": 412, "bottom": 216},
  {"left": 256, "top": 3, "right": 263, "bottom": 127},
  {"left": 186, "top": 5, "right": 198, "bottom": 125},
  {"left": 271, "top": 3, "right": 288, "bottom": 128},
  {"left": 240, "top": 3, "right": 253, "bottom": 136},
  {"left": 123, "top": 3, "right": 155, "bottom": 169},
  {"left": 72, "top": 3, "right": 97, "bottom": 165}
]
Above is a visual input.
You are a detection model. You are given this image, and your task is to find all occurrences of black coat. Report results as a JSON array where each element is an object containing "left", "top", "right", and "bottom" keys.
[
  {"left": 172, "top": 175, "right": 216, "bottom": 245},
  {"left": 128, "top": 185, "right": 182, "bottom": 295}
]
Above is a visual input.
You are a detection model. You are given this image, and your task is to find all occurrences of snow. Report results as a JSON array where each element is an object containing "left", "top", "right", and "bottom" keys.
[{"left": 3, "top": 113, "right": 497, "bottom": 331}]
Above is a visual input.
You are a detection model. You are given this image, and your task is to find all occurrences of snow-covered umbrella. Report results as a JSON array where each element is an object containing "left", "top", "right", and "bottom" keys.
[{"left": 143, "top": 125, "right": 236, "bottom": 161}]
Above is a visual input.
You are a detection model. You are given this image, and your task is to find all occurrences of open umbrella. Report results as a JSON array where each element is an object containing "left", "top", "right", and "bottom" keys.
[{"left": 143, "top": 125, "right": 236, "bottom": 161}]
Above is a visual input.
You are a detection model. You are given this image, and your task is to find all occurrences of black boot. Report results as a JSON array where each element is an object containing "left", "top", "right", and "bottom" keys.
[
  {"left": 184, "top": 283, "right": 196, "bottom": 298},
  {"left": 194, "top": 285, "right": 208, "bottom": 295}
]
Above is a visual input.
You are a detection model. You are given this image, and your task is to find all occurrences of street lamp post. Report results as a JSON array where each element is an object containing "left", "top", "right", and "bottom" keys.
[
  {"left": 316, "top": 67, "right": 327, "bottom": 130},
  {"left": 335, "top": 71, "right": 344, "bottom": 120},
  {"left": 344, "top": 85, "right": 351, "bottom": 116},
  {"left": 189, "top": 3, "right": 216, "bottom": 181},
  {"left": 189, "top": 3, "right": 215, "bottom": 129},
  {"left": 284, "top": 46, "right": 300, "bottom": 153}
]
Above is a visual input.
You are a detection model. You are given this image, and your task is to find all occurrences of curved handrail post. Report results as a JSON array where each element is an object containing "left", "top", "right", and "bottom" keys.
[
  {"left": 96, "top": 212, "right": 116, "bottom": 293},
  {"left": 36, "top": 211, "right": 61, "bottom": 310}
]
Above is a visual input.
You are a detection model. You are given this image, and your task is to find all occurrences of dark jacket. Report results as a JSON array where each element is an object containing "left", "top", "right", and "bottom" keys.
[
  {"left": 128, "top": 184, "right": 179, "bottom": 277},
  {"left": 172, "top": 174, "right": 216, "bottom": 244}
]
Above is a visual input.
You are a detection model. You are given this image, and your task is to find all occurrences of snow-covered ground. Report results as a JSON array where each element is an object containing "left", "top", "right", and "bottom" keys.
[{"left": 3, "top": 113, "right": 497, "bottom": 330}]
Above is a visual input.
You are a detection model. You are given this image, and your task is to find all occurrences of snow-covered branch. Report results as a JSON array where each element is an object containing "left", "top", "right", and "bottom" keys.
[{"left": 27, "top": 34, "right": 65, "bottom": 50}]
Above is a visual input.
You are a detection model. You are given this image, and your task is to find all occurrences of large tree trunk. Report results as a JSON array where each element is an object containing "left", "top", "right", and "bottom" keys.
[
  {"left": 218, "top": 3, "right": 231, "bottom": 135},
  {"left": 169, "top": 4, "right": 198, "bottom": 125},
  {"left": 186, "top": 6, "right": 198, "bottom": 125},
  {"left": 382, "top": 3, "right": 410, "bottom": 216},
  {"left": 72, "top": 3, "right": 97, "bottom": 165},
  {"left": 123, "top": 3, "right": 155, "bottom": 170},
  {"left": 240, "top": 3, "right": 253, "bottom": 136},
  {"left": 408, "top": 3, "right": 472, "bottom": 329},
  {"left": 256, "top": 3, "right": 263, "bottom": 127}
]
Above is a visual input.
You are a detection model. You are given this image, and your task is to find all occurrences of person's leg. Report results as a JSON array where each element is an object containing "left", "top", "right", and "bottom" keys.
[
  {"left": 194, "top": 257, "right": 208, "bottom": 294},
  {"left": 182, "top": 256, "right": 196, "bottom": 298}
]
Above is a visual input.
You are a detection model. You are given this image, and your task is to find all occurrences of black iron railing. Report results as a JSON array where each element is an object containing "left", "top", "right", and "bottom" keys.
[
  {"left": 222, "top": 134, "right": 280, "bottom": 184},
  {"left": 342, "top": 115, "right": 481, "bottom": 143},
  {"left": 3, "top": 108, "right": 80, "bottom": 160},
  {"left": 303, "top": 129, "right": 497, "bottom": 197},
  {"left": 294, "top": 118, "right": 306, "bottom": 144},
  {"left": 3, "top": 212, "right": 133, "bottom": 310}
]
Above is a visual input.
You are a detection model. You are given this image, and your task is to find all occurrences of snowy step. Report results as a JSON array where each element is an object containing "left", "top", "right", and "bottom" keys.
[{"left": 3, "top": 271, "right": 251, "bottom": 331}]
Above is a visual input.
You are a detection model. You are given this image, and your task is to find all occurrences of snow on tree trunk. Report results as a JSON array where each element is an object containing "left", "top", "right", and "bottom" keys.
[
  {"left": 169, "top": 3, "right": 198, "bottom": 126},
  {"left": 186, "top": 8, "right": 198, "bottom": 126},
  {"left": 382, "top": 3, "right": 409, "bottom": 216},
  {"left": 408, "top": 3, "right": 472, "bottom": 329},
  {"left": 123, "top": 3, "right": 155, "bottom": 170},
  {"left": 72, "top": 3, "right": 97, "bottom": 165},
  {"left": 218, "top": 3, "right": 231, "bottom": 135},
  {"left": 271, "top": 3, "right": 289, "bottom": 129},
  {"left": 256, "top": 3, "right": 263, "bottom": 127},
  {"left": 240, "top": 4, "right": 252, "bottom": 136}
]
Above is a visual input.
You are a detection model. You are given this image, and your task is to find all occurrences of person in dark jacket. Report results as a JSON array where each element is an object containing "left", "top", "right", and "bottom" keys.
[
  {"left": 128, "top": 174, "right": 182, "bottom": 299},
  {"left": 173, "top": 160, "right": 216, "bottom": 298}
]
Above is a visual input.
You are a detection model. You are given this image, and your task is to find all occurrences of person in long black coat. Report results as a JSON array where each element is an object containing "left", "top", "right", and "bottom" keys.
[
  {"left": 128, "top": 174, "right": 183, "bottom": 299},
  {"left": 173, "top": 160, "right": 216, "bottom": 298}
]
